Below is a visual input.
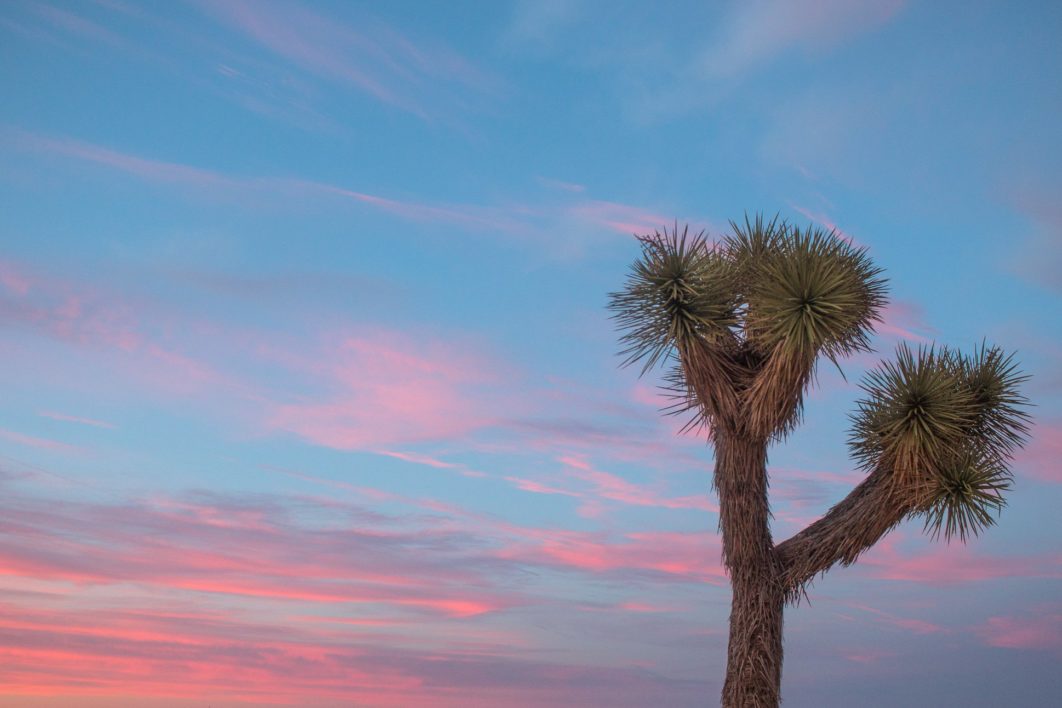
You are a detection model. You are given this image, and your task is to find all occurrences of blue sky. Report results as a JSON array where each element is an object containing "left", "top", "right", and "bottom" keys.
[{"left": 0, "top": 1, "right": 1060, "bottom": 706}]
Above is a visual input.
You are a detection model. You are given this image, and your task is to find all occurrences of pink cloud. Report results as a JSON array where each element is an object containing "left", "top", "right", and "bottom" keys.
[
  {"left": 568, "top": 199, "right": 673, "bottom": 236},
  {"left": 0, "top": 489, "right": 523, "bottom": 621},
  {"left": 0, "top": 483, "right": 719, "bottom": 706},
  {"left": 377, "top": 450, "right": 487, "bottom": 478},
  {"left": 976, "top": 609, "right": 1062, "bottom": 652},
  {"left": 0, "top": 428, "right": 82, "bottom": 454},
  {"left": 1016, "top": 421, "right": 1062, "bottom": 483},
  {"left": 616, "top": 601, "right": 676, "bottom": 613},
  {"left": 8, "top": 128, "right": 234, "bottom": 189},
  {"left": 269, "top": 331, "right": 506, "bottom": 449},
  {"left": 876, "top": 300, "right": 935, "bottom": 343},
  {"left": 377, "top": 450, "right": 460, "bottom": 470},
  {"left": 559, "top": 455, "right": 717, "bottom": 512},
  {"left": 0, "top": 598, "right": 702, "bottom": 707},
  {"left": 0, "top": 260, "right": 238, "bottom": 400},
  {"left": 842, "top": 648, "right": 895, "bottom": 664},
  {"left": 0, "top": 267, "right": 142, "bottom": 353},
  {"left": 498, "top": 528, "right": 726, "bottom": 583},
  {"left": 789, "top": 203, "right": 859, "bottom": 244},
  {"left": 504, "top": 476, "right": 583, "bottom": 498},
  {"left": 0, "top": 256, "right": 526, "bottom": 452},
  {"left": 845, "top": 601, "right": 946, "bottom": 635},
  {"left": 0, "top": 261, "right": 32, "bottom": 296},
  {"left": 40, "top": 407, "right": 114, "bottom": 428},
  {"left": 860, "top": 538, "right": 1062, "bottom": 585}
]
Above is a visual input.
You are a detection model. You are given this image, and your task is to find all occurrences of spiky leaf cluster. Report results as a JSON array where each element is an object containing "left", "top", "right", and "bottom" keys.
[
  {"left": 608, "top": 225, "right": 738, "bottom": 374},
  {"left": 849, "top": 342, "right": 1030, "bottom": 541},
  {"left": 850, "top": 345, "right": 975, "bottom": 473},
  {"left": 959, "top": 343, "right": 1031, "bottom": 459},
  {"left": 736, "top": 223, "right": 887, "bottom": 362},
  {"left": 921, "top": 448, "right": 1012, "bottom": 542},
  {"left": 609, "top": 217, "right": 887, "bottom": 371}
]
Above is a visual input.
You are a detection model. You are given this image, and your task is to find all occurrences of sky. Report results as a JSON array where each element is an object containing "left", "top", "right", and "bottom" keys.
[{"left": 0, "top": 0, "right": 1060, "bottom": 706}]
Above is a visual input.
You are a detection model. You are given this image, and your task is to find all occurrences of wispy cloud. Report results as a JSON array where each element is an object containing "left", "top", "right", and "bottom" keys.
[
  {"left": 844, "top": 601, "right": 947, "bottom": 636},
  {"left": 268, "top": 330, "right": 510, "bottom": 450},
  {"left": 0, "top": 479, "right": 722, "bottom": 704},
  {"left": 875, "top": 301, "right": 936, "bottom": 343},
  {"left": 5, "top": 127, "right": 706, "bottom": 254},
  {"left": 788, "top": 203, "right": 859, "bottom": 243},
  {"left": 38, "top": 411, "right": 116, "bottom": 430},
  {"left": 1008, "top": 186, "right": 1062, "bottom": 294},
  {"left": 0, "top": 428, "right": 82, "bottom": 454},
  {"left": 0, "top": 252, "right": 712, "bottom": 478},
  {"left": 700, "top": 0, "right": 906, "bottom": 78},
  {"left": 0, "top": 597, "right": 706, "bottom": 706},
  {"left": 199, "top": 0, "right": 502, "bottom": 121},
  {"left": 1016, "top": 421, "right": 1062, "bottom": 484},
  {"left": 558, "top": 455, "right": 716, "bottom": 513},
  {"left": 497, "top": 528, "right": 726, "bottom": 584},
  {"left": 859, "top": 537, "right": 1062, "bottom": 585},
  {"left": 5, "top": 127, "right": 238, "bottom": 189},
  {"left": 975, "top": 607, "right": 1062, "bottom": 653},
  {"left": 30, "top": 2, "right": 129, "bottom": 51},
  {"left": 568, "top": 199, "right": 676, "bottom": 236},
  {"left": 0, "top": 488, "right": 520, "bottom": 618}
]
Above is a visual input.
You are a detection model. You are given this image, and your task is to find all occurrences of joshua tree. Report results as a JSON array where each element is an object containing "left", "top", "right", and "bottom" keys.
[{"left": 608, "top": 215, "right": 1030, "bottom": 707}]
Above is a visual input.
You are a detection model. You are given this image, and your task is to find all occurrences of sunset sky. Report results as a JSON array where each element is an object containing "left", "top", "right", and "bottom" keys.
[{"left": 1, "top": 1, "right": 1060, "bottom": 706}]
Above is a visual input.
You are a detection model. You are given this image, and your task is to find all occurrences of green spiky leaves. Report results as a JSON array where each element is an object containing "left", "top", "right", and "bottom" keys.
[
  {"left": 608, "top": 217, "right": 888, "bottom": 375},
  {"left": 609, "top": 225, "right": 739, "bottom": 374},
  {"left": 608, "top": 216, "right": 892, "bottom": 439},
  {"left": 922, "top": 448, "right": 1012, "bottom": 542},
  {"left": 850, "top": 345, "right": 976, "bottom": 473},
  {"left": 849, "top": 342, "right": 1030, "bottom": 542},
  {"left": 962, "top": 343, "right": 1031, "bottom": 460},
  {"left": 737, "top": 222, "right": 887, "bottom": 362}
]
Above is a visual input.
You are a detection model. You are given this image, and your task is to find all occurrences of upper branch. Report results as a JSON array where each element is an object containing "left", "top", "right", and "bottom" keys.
[{"left": 777, "top": 341, "right": 1031, "bottom": 602}]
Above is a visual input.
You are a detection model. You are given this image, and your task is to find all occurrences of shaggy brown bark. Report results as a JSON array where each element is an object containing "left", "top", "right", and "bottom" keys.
[
  {"left": 776, "top": 467, "right": 927, "bottom": 599},
  {"left": 714, "top": 434, "right": 784, "bottom": 707}
]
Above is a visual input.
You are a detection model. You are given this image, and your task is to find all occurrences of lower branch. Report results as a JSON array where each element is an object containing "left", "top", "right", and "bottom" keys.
[{"left": 774, "top": 465, "right": 927, "bottom": 601}]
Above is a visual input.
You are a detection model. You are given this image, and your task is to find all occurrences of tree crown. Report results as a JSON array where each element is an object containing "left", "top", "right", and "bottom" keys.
[{"left": 609, "top": 215, "right": 1030, "bottom": 539}]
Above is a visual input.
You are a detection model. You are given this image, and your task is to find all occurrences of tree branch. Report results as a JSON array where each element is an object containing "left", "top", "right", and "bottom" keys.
[
  {"left": 741, "top": 344, "right": 814, "bottom": 440},
  {"left": 774, "top": 465, "right": 927, "bottom": 602},
  {"left": 678, "top": 337, "right": 745, "bottom": 435}
]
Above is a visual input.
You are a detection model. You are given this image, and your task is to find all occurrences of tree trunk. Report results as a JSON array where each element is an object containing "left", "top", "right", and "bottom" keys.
[{"left": 715, "top": 433, "right": 784, "bottom": 707}]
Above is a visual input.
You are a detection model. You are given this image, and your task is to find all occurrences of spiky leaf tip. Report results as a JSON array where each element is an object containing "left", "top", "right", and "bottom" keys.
[
  {"left": 957, "top": 343, "right": 1032, "bottom": 459},
  {"left": 608, "top": 224, "right": 738, "bottom": 375},
  {"left": 723, "top": 212, "right": 786, "bottom": 291}
]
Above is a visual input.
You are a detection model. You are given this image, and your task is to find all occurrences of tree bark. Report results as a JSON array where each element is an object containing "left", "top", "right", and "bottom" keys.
[
  {"left": 715, "top": 434, "right": 784, "bottom": 708},
  {"left": 776, "top": 465, "right": 925, "bottom": 598}
]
